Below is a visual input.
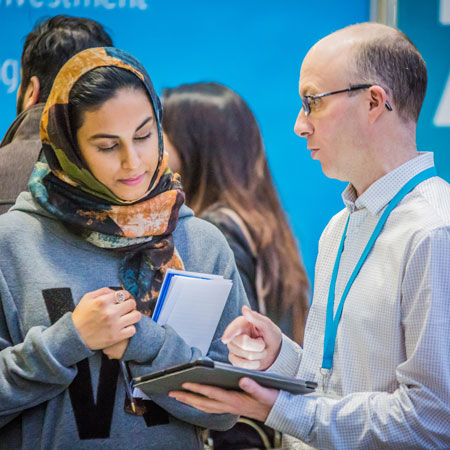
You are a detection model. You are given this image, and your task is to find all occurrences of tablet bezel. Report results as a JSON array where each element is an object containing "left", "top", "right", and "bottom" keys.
[{"left": 133, "top": 358, "right": 317, "bottom": 395}]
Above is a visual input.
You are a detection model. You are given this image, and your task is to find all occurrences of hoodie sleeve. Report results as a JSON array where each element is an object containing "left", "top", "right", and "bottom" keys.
[{"left": 0, "top": 270, "right": 94, "bottom": 429}]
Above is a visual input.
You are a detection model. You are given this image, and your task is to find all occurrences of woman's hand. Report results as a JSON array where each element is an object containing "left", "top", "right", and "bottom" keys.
[
  {"left": 72, "top": 287, "right": 141, "bottom": 350},
  {"left": 222, "top": 306, "right": 282, "bottom": 370},
  {"left": 169, "top": 377, "right": 279, "bottom": 422},
  {"left": 103, "top": 339, "right": 129, "bottom": 359}
]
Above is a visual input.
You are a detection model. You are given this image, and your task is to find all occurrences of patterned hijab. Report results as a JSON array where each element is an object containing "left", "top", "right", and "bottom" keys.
[{"left": 29, "top": 47, "right": 185, "bottom": 315}]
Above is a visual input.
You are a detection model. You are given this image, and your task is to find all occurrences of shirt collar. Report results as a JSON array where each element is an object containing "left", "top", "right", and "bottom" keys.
[{"left": 342, "top": 152, "right": 435, "bottom": 215}]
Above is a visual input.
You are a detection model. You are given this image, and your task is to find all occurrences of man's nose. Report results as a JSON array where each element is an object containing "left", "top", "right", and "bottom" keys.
[{"left": 294, "top": 109, "right": 313, "bottom": 138}]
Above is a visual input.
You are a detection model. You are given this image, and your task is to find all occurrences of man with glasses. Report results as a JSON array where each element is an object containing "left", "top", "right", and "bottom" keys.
[{"left": 170, "top": 22, "right": 450, "bottom": 449}]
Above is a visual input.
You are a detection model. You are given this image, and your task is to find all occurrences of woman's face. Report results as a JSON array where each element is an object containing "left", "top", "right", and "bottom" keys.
[
  {"left": 77, "top": 87, "right": 159, "bottom": 202},
  {"left": 163, "top": 132, "right": 182, "bottom": 174}
]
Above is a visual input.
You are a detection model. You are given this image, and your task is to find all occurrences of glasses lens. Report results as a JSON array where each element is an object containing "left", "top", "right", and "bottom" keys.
[{"left": 302, "top": 97, "right": 310, "bottom": 116}]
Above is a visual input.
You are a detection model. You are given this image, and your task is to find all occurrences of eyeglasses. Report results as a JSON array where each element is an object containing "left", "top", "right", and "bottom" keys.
[{"left": 301, "top": 84, "right": 393, "bottom": 116}]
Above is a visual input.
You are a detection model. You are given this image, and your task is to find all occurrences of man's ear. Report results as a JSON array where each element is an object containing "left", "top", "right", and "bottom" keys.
[
  {"left": 21, "top": 76, "right": 41, "bottom": 110},
  {"left": 367, "top": 85, "right": 389, "bottom": 123}
]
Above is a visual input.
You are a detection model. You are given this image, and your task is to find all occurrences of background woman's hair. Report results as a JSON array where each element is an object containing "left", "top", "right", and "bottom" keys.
[{"left": 162, "top": 82, "right": 309, "bottom": 343}]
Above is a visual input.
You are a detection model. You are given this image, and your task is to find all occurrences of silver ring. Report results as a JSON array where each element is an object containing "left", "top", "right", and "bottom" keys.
[{"left": 115, "top": 291, "right": 126, "bottom": 304}]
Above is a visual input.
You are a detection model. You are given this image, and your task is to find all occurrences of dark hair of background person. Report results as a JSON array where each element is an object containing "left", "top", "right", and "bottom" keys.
[
  {"left": 69, "top": 66, "right": 146, "bottom": 136},
  {"left": 350, "top": 25, "right": 427, "bottom": 122},
  {"left": 162, "top": 82, "right": 309, "bottom": 344},
  {"left": 18, "top": 15, "right": 113, "bottom": 113}
]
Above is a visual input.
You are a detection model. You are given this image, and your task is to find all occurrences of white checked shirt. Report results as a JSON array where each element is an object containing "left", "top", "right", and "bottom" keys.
[{"left": 265, "top": 152, "right": 450, "bottom": 449}]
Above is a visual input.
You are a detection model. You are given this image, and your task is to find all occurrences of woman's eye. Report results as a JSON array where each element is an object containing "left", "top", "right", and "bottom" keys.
[
  {"left": 135, "top": 132, "right": 151, "bottom": 141},
  {"left": 98, "top": 143, "right": 118, "bottom": 152}
]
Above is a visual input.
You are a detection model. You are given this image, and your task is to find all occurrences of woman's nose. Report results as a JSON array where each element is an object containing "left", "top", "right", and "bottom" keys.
[{"left": 121, "top": 144, "right": 141, "bottom": 169}]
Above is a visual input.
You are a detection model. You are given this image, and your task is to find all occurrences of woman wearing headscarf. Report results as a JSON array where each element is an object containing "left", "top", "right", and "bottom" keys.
[{"left": 0, "top": 48, "right": 245, "bottom": 449}]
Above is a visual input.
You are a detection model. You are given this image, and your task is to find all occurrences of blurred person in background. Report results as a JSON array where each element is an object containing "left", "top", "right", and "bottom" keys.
[
  {"left": 162, "top": 82, "right": 309, "bottom": 449},
  {"left": 0, "top": 15, "right": 113, "bottom": 214}
]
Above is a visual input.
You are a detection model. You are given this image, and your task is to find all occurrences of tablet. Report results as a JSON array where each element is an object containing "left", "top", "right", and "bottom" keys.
[{"left": 133, "top": 358, "right": 317, "bottom": 396}]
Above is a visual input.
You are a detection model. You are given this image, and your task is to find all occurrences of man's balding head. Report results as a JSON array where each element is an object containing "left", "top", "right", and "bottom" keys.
[
  {"left": 311, "top": 22, "right": 427, "bottom": 122},
  {"left": 295, "top": 23, "right": 424, "bottom": 190}
]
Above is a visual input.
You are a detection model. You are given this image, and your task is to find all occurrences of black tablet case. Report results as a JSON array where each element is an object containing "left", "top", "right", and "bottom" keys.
[{"left": 133, "top": 358, "right": 317, "bottom": 395}]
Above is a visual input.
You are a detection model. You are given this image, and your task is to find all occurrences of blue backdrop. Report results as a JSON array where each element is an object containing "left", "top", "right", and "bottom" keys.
[
  {"left": 398, "top": 0, "right": 450, "bottom": 182},
  {"left": 2, "top": 1, "right": 447, "bottom": 293}
]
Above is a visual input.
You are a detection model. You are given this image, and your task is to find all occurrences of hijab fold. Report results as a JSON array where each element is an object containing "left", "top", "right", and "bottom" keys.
[{"left": 29, "top": 47, "right": 185, "bottom": 314}]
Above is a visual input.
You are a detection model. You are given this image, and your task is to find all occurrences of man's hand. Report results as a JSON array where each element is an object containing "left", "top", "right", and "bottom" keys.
[
  {"left": 72, "top": 287, "right": 141, "bottom": 350},
  {"left": 169, "top": 377, "right": 279, "bottom": 422},
  {"left": 222, "top": 306, "right": 282, "bottom": 370}
]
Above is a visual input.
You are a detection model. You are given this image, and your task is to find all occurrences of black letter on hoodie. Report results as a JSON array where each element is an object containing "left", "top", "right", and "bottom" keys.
[
  {"left": 43, "top": 288, "right": 118, "bottom": 439},
  {"left": 42, "top": 287, "right": 169, "bottom": 439}
]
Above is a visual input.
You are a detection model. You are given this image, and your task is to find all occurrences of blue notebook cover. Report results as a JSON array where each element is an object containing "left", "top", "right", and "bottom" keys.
[{"left": 152, "top": 270, "right": 213, "bottom": 322}]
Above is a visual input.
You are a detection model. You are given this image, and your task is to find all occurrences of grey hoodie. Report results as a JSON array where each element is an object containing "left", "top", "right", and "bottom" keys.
[{"left": 0, "top": 193, "right": 247, "bottom": 449}]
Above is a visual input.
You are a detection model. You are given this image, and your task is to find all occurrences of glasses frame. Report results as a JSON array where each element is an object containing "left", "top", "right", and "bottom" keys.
[{"left": 301, "top": 84, "right": 393, "bottom": 116}]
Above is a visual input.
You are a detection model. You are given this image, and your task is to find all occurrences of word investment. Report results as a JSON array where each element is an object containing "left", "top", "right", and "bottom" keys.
[{"left": 1, "top": 0, "right": 147, "bottom": 10}]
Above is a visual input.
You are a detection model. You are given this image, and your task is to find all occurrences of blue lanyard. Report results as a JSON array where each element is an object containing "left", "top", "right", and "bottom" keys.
[{"left": 321, "top": 167, "right": 437, "bottom": 371}]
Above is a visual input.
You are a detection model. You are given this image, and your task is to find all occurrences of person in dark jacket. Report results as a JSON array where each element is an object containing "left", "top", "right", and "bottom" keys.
[{"left": 0, "top": 15, "right": 113, "bottom": 214}]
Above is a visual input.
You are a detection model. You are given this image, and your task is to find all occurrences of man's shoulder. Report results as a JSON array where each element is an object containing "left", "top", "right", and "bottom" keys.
[
  {"left": 409, "top": 176, "right": 450, "bottom": 229},
  {"left": 319, "top": 208, "right": 348, "bottom": 243},
  {"left": 0, "top": 104, "right": 43, "bottom": 171},
  {"left": 0, "top": 104, "right": 43, "bottom": 147},
  {"left": 0, "top": 134, "right": 42, "bottom": 214},
  {"left": 0, "top": 138, "right": 42, "bottom": 164}
]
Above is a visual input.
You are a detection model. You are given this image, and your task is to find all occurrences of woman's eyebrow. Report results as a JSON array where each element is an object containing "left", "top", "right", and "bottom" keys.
[
  {"left": 89, "top": 117, "right": 153, "bottom": 140},
  {"left": 135, "top": 116, "right": 153, "bottom": 132}
]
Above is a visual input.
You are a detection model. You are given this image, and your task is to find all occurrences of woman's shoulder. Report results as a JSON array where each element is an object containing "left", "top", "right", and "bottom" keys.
[
  {"left": 0, "top": 206, "right": 40, "bottom": 238},
  {"left": 174, "top": 206, "right": 235, "bottom": 269},
  {"left": 0, "top": 193, "right": 51, "bottom": 235},
  {"left": 176, "top": 211, "right": 230, "bottom": 249},
  {"left": 0, "top": 194, "right": 80, "bottom": 256},
  {"left": 201, "top": 205, "right": 236, "bottom": 232}
]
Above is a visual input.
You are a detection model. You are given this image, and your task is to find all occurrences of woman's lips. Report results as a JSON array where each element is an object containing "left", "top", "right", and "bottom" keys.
[
  {"left": 309, "top": 148, "right": 319, "bottom": 159},
  {"left": 119, "top": 173, "right": 146, "bottom": 186}
]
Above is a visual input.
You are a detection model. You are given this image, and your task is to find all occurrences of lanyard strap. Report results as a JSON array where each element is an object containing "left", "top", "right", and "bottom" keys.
[{"left": 321, "top": 167, "right": 437, "bottom": 370}]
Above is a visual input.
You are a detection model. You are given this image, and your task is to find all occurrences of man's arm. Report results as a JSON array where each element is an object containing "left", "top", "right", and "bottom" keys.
[
  {"left": 265, "top": 334, "right": 302, "bottom": 378},
  {"left": 266, "top": 227, "right": 450, "bottom": 449}
]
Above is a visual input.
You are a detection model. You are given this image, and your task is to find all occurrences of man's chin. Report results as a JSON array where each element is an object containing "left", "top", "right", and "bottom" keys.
[
  {"left": 319, "top": 162, "right": 333, "bottom": 178},
  {"left": 321, "top": 164, "right": 343, "bottom": 181}
]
